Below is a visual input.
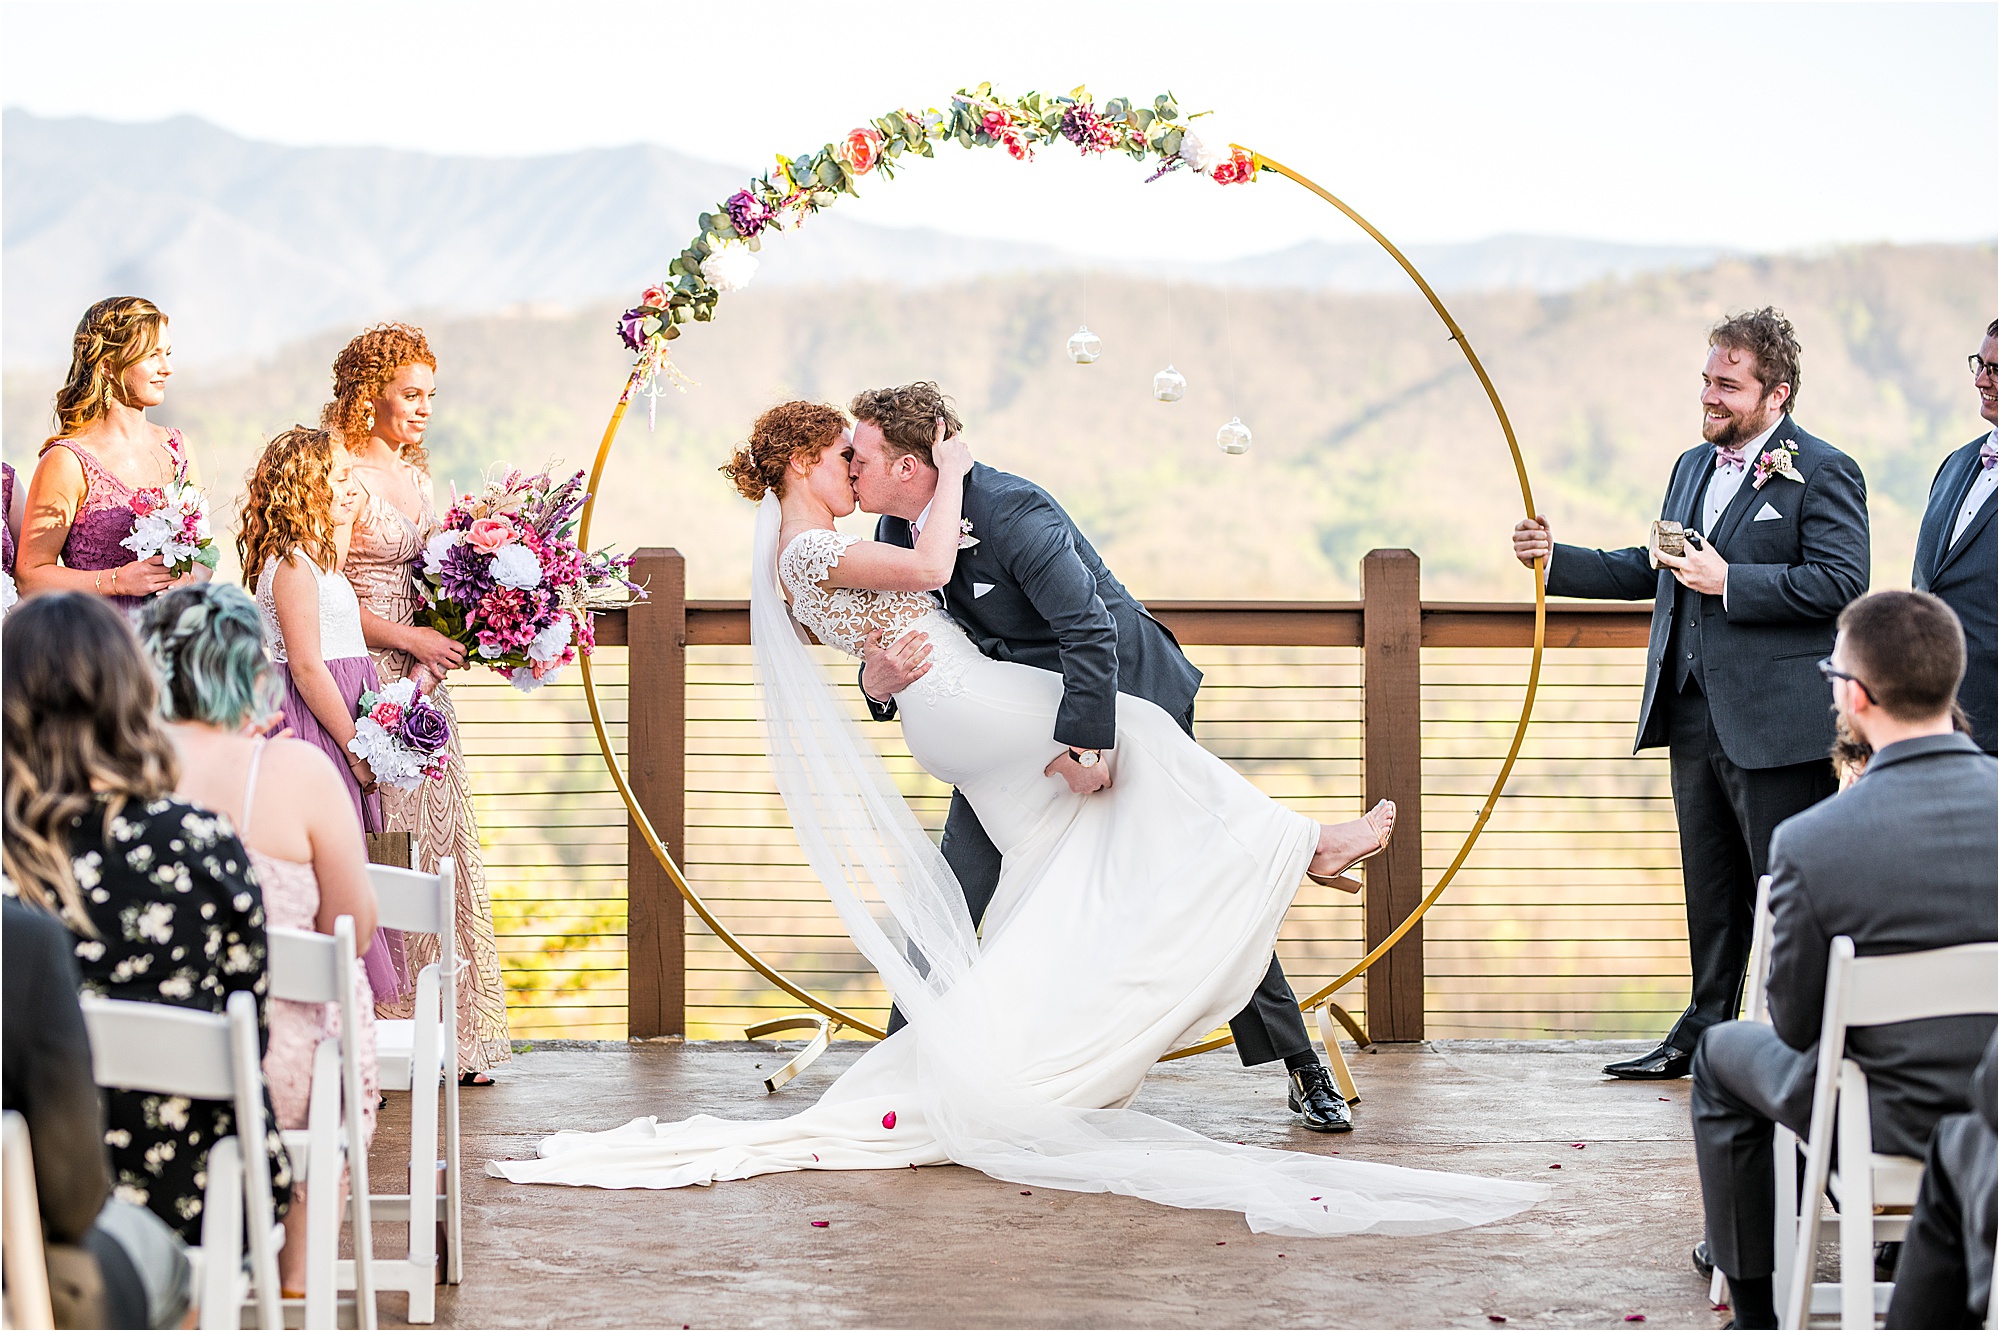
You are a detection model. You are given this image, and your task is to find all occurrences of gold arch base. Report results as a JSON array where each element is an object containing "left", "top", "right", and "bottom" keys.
[{"left": 575, "top": 148, "right": 1550, "bottom": 1061}]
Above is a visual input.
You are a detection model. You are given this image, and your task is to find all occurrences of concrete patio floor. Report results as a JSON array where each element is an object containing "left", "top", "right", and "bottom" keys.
[{"left": 369, "top": 1039, "right": 1731, "bottom": 1329}]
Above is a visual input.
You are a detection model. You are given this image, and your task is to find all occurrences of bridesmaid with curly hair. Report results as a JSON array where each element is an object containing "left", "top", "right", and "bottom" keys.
[
  {"left": 328, "top": 323, "right": 511, "bottom": 1080},
  {"left": 18, "top": 297, "right": 209, "bottom": 612}
]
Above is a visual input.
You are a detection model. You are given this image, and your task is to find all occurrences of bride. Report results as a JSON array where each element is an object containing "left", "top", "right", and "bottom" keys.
[{"left": 491, "top": 404, "right": 1547, "bottom": 1236}]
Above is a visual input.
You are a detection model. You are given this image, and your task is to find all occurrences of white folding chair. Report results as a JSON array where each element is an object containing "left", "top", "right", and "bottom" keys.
[
  {"left": 365, "top": 860, "right": 459, "bottom": 1325},
  {"left": 266, "top": 917, "right": 377, "bottom": 1330},
  {"left": 1713, "top": 876, "right": 1792, "bottom": 1307},
  {"left": 2, "top": 1112, "right": 55, "bottom": 1330},
  {"left": 1782, "top": 937, "right": 1999, "bottom": 1329},
  {"left": 81, "top": 991, "right": 283, "bottom": 1330}
]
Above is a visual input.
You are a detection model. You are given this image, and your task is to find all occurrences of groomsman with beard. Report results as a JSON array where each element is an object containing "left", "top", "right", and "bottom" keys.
[
  {"left": 1912, "top": 319, "right": 1998, "bottom": 753},
  {"left": 1511, "top": 308, "right": 1870, "bottom": 1080}
]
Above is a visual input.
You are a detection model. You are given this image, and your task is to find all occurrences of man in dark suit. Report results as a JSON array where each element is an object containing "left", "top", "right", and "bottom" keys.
[
  {"left": 1912, "top": 318, "right": 1998, "bottom": 753},
  {"left": 1885, "top": 1033, "right": 1996, "bottom": 1329},
  {"left": 1512, "top": 308, "right": 1869, "bottom": 1080},
  {"left": 847, "top": 380, "right": 1352, "bottom": 1132},
  {"left": 1687, "top": 590, "right": 1999, "bottom": 1328}
]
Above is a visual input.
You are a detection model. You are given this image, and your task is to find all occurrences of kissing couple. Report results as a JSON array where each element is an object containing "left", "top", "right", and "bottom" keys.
[{"left": 492, "top": 382, "right": 1545, "bottom": 1237}]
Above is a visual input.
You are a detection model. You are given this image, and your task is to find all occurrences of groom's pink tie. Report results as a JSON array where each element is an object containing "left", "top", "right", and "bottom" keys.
[{"left": 1713, "top": 445, "right": 1747, "bottom": 473}]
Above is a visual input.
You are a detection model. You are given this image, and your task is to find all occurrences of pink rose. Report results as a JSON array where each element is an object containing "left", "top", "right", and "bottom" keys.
[
  {"left": 834, "top": 127, "right": 883, "bottom": 176},
  {"left": 1211, "top": 148, "right": 1256, "bottom": 186},
  {"left": 130, "top": 487, "right": 165, "bottom": 518},
  {"left": 467, "top": 517, "right": 517, "bottom": 554},
  {"left": 981, "top": 110, "right": 1011, "bottom": 138},
  {"left": 640, "top": 284, "right": 671, "bottom": 310},
  {"left": 370, "top": 700, "right": 404, "bottom": 728}
]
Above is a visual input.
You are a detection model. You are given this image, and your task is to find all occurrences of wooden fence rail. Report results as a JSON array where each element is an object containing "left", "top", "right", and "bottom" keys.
[{"left": 591, "top": 546, "right": 1652, "bottom": 1042}]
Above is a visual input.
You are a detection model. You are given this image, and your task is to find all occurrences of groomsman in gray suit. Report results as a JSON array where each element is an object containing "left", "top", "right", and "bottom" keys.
[
  {"left": 1511, "top": 309, "right": 1870, "bottom": 1081},
  {"left": 1687, "top": 591, "right": 1998, "bottom": 1328},
  {"left": 1912, "top": 319, "right": 1998, "bottom": 753}
]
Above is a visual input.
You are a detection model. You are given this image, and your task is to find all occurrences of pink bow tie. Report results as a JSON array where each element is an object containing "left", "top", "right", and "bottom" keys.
[
  {"left": 1714, "top": 446, "right": 1747, "bottom": 473},
  {"left": 1982, "top": 438, "right": 1997, "bottom": 471}
]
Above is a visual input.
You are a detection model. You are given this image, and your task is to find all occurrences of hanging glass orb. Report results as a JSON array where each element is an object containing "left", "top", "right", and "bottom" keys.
[
  {"left": 1216, "top": 416, "right": 1252, "bottom": 455},
  {"left": 1066, "top": 325, "right": 1102, "bottom": 364},
  {"left": 1152, "top": 363, "right": 1187, "bottom": 402}
]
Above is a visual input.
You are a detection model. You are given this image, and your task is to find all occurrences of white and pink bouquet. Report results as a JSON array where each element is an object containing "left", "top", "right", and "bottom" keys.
[
  {"left": 347, "top": 678, "right": 452, "bottom": 791},
  {"left": 413, "top": 467, "right": 642, "bottom": 693},
  {"left": 120, "top": 464, "right": 219, "bottom": 575}
]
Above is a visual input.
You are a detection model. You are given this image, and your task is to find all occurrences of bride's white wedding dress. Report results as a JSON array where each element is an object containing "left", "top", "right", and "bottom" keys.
[{"left": 490, "top": 499, "right": 1546, "bottom": 1236}]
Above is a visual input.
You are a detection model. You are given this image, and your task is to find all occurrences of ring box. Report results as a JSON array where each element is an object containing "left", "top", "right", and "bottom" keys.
[{"left": 1648, "top": 521, "right": 1687, "bottom": 569}]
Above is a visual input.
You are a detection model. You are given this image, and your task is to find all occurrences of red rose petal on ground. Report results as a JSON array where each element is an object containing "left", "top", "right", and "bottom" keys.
[
  {"left": 1658, "top": 1096, "right": 1671, "bottom": 1101},
  {"left": 1488, "top": 1317, "right": 1508, "bottom": 1324},
  {"left": 1310, "top": 1197, "right": 1321, "bottom": 1201},
  {"left": 882, "top": 1111, "right": 897, "bottom": 1129},
  {"left": 1020, "top": 1191, "right": 1032, "bottom": 1195},
  {"left": 1572, "top": 1143, "right": 1586, "bottom": 1149},
  {"left": 1549, "top": 1164, "right": 1562, "bottom": 1169},
  {"left": 1215, "top": 1241, "right": 1226, "bottom": 1246},
  {"left": 811, "top": 1221, "right": 829, "bottom": 1228},
  {"left": 1624, "top": 1316, "right": 1645, "bottom": 1323}
]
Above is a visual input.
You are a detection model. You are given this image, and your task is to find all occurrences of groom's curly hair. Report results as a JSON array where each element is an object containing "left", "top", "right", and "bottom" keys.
[{"left": 849, "top": 382, "right": 963, "bottom": 467}]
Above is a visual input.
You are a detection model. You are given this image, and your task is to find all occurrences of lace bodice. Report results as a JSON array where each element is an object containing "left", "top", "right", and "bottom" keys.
[
  {"left": 256, "top": 551, "right": 370, "bottom": 661},
  {"left": 778, "top": 529, "right": 941, "bottom": 658}
]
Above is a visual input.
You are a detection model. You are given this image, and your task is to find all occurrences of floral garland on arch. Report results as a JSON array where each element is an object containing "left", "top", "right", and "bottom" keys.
[{"left": 616, "top": 84, "right": 1257, "bottom": 404}]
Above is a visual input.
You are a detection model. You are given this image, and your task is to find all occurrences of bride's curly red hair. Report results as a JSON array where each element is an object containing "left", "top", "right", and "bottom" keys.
[{"left": 720, "top": 401, "right": 848, "bottom": 501}]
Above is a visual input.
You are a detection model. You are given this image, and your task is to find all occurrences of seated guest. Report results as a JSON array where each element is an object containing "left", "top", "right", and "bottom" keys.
[
  {"left": 1690, "top": 590, "right": 1999, "bottom": 1328},
  {"left": 0, "top": 592, "right": 292, "bottom": 1243},
  {"left": 1886, "top": 1033, "right": 1996, "bottom": 1328},
  {"left": 139, "top": 583, "right": 381, "bottom": 1298},
  {"left": 4, "top": 894, "right": 191, "bottom": 1328},
  {"left": 1913, "top": 320, "right": 1997, "bottom": 754}
]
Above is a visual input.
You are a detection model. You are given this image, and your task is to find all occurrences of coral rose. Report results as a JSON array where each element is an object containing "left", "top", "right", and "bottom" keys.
[
  {"left": 640, "top": 285, "right": 672, "bottom": 310},
  {"left": 467, "top": 517, "right": 517, "bottom": 554},
  {"left": 835, "top": 127, "right": 884, "bottom": 176}
]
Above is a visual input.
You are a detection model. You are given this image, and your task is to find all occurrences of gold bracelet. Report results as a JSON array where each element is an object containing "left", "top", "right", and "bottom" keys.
[{"left": 94, "top": 571, "right": 102, "bottom": 592}]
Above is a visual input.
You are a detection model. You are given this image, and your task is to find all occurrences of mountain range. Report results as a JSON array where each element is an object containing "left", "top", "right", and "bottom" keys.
[{"left": 5, "top": 110, "right": 1728, "bottom": 367}]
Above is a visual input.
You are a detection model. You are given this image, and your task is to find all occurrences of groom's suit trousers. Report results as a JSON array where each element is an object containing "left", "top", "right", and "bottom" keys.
[{"left": 888, "top": 703, "right": 1316, "bottom": 1068}]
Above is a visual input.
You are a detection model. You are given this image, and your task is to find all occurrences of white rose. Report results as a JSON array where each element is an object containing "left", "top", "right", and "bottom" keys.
[
  {"left": 422, "top": 530, "right": 461, "bottom": 575},
  {"left": 509, "top": 666, "right": 546, "bottom": 693},
  {"left": 1178, "top": 123, "right": 1229, "bottom": 173},
  {"left": 528, "top": 615, "right": 574, "bottom": 663},
  {"left": 490, "top": 542, "right": 544, "bottom": 590},
  {"left": 702, "top": 247, "right": 760, "bottom": 293}
]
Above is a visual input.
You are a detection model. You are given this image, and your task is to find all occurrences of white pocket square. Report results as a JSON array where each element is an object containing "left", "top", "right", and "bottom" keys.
[
  {"left": 972, "top": 582, "right": 995, "bottom": 599},
  {"left": 1753, "top": 502, "right": 1782, "bottom": 522}
]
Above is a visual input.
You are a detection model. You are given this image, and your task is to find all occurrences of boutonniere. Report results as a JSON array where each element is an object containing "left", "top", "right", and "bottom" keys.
[
  {"left": 957, "top": 518, "right": 980, "bottom": 550},
  {"left": 1751, "top": 442, "right": 1805, "bottom": 490}
]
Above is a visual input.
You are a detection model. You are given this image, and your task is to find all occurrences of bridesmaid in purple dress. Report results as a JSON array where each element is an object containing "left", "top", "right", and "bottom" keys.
[
  {"left": 2, "top": 461, "right": 21, "bottom": 612},
  {"left": 18, "top": 297, "right": 208, "bottom": 613}
]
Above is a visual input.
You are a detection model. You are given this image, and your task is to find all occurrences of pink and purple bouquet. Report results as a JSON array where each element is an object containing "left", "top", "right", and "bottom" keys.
[
  {"left": 414, "top": 467, "right": 642, "bottom": 693},
  {"left": 347, "top": 678, "right": 452, "bottom": 791},
  {"left": 120, "top": 464, "right": 219, "bottom": 576}
]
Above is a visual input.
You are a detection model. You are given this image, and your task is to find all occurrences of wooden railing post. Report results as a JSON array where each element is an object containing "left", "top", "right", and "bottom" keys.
[
  {"left": 1361, "top": 549, "right": 1425, "bottom": 1041},
  {"left": 625, "top": 548, "right": 686, "bottom": 1039}
]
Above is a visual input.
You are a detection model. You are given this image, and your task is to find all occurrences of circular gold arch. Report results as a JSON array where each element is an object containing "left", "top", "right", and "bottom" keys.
[{"left": 575, "top": 141, "right": 1549, "bottom": 1053}]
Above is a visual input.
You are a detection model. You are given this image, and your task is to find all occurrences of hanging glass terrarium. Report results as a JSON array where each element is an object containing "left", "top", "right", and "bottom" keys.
[
  {"left": 1216, "top": 416, "right": 1252, "bottom": 455},
  {"left": 1152, "top": 364, "right": 1187, "bottom": 402},
  {"left": 1066, "top": 325, "right": 1102, "bottom": 364}
]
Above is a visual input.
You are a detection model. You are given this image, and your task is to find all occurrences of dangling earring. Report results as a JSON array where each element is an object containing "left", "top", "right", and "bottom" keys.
[{"left": 364, "top": 405, "right": 376, "bottom": 431}]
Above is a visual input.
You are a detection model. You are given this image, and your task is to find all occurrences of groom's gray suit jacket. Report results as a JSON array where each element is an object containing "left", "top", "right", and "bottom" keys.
[{"left": 862, "top": 463, "right": 1202, "bottom": 747}]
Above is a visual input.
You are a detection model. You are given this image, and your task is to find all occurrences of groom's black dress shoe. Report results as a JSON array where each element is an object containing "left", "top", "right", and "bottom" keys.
[
  {"left": 1287, "top": 1064, "right": 1352, "bottom": 1133},
  {"left": 1692, "top": 1240, "right": 1714, "bottom": 1279},
  {"left": 1603, "top": 1042, "right": 1692, "bottom": 1080}
]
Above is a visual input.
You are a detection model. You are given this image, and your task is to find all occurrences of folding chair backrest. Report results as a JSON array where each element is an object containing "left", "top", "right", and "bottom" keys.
[
  {"left": 267, "top": 925, "right": 341, "bottom": 1005},
  {"left": 368, "top": 864, "right": 450, "bottom": 936},
  {"left": 1745, "top": 874, "right": 1775, "bottom": 1023},
  {"left": 1842, "top": 941, "right": 1999, "bottom": 1027},
  {"left": 81, "top": 996, "right": 237, "bottom": 1101}
]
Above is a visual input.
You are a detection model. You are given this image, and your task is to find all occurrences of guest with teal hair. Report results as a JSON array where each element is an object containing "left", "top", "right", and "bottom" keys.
[{"left": 137, "top": 582, "right": 382, "bottom": 1300}]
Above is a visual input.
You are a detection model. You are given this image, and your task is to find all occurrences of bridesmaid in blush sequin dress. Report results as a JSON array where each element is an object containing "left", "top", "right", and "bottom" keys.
[
  {"left": 328, "top": 324, "right": 510, "bottom": 1075},
  {"left": 18, "top": 298, "right": 204, "bottom": 612}
]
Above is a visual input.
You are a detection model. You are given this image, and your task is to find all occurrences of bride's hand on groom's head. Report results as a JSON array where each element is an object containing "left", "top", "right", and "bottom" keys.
[{"left": 932, "top": 418, "right": 973, "bottom": 480}]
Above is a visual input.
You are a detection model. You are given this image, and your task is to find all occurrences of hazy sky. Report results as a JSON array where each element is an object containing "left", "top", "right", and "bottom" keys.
[{"left": 3, "top": 1, "right": 1994, "bottom": 261}]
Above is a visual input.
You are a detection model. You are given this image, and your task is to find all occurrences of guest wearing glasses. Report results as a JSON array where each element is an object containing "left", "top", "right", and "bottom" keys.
[
  {"left": 1510, "top": 308, "right": 1869, "bottom": 1081},
  {"left": 1912, "top": 319, "right": 1998, "bottom": 754}
]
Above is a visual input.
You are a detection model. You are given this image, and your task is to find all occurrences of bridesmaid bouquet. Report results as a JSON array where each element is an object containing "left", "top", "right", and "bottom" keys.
[
  {"left": 348, "top": 678, "right": 453, "bottom": 790},
  {"left": 413, "top": 467, "right": 642, "bottom": 693},
  {"left": 121, "top": 465, "right": 219, "bottom": 576}
]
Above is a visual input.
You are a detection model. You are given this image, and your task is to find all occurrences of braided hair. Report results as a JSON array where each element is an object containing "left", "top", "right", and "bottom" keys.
[
  {"left": 42, "top": 296, "right": 168, "bottom": 451},
  {"left": 137, "top": 585, "right": 283, "bottom": 730}
]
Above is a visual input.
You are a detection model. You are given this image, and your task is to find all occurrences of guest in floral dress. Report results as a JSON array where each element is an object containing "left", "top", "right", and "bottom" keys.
[
  {"left": 326, "top": 323, "right": 511, "bottom": 1080},
  {"left": 140, "top": 583, "right": 382, "bottom": 1298},
  {"left": 0, "top": 592, "right": 290, "bottom": 1243},
  {"left": 18, "top": 297, "right": 208, "bottom": 613}
]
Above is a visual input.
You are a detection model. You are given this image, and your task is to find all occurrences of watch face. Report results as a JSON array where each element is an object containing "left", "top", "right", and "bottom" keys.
[{"left": 1076, "top": 750, "right": 1099, "bottom": 767}]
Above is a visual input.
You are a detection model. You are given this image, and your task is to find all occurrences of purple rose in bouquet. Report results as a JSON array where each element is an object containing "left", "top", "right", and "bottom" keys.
[
  {"left": 397, "top": 696, "right": 452, "bottom": 755},
  {"left": 617, "top": 307, "right": 652, "bottom": 352},
  {"left": 725, "top": 188, "right": 774, "bottom": 238}
]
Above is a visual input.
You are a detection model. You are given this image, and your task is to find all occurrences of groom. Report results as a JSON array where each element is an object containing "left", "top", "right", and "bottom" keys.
[{"left": 847, "top": 380, "right": 1353, "bottom": 1133}]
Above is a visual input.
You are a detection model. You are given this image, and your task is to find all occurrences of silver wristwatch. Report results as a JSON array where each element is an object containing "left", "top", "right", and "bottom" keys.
[{"left": 1067, "top": 747, "right": 1101, "bottom": 769}]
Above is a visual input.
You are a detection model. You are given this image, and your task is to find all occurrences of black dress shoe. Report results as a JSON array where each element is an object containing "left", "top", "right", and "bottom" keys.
[
  {"left": 1287, "top": 1064, "right": 1353, "bottom": 1133},
  {"left": 1603, "top": 1042, "right": 1692, "bottom": 1079},
  {"left": 1692, "top": 1240, "right": 1714, "bottom": 1279}
]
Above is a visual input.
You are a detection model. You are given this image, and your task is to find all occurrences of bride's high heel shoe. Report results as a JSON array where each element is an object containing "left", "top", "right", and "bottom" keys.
[{"left": 1304, "top": 800, "right": 1396, "bottom": 895}]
